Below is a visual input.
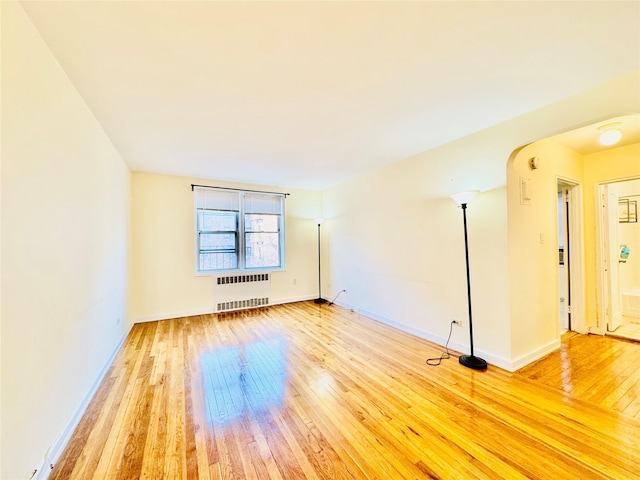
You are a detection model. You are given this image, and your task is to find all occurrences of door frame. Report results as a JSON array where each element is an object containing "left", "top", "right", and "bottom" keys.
[
  {"left": 595, "top": 176, "right": 640, "bottom": 335},
  {"left": 557, "top": 177, "right": 586, "bottom": 334}
]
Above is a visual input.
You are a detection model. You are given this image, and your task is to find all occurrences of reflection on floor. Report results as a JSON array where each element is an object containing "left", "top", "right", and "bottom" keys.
[
  {"left": 517, "top": 331, "right": 640, "bottom": 419},
  {"left": 201, "top": 337, "right": 287, "bottom": 426},
  {"left": 608, "top": 315, "right": 640, "bottom": 342}
]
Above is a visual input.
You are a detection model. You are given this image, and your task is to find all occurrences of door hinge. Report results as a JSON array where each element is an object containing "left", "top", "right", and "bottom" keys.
[{"left": 567, "top": 305, "right": 572, "bottom": 314}]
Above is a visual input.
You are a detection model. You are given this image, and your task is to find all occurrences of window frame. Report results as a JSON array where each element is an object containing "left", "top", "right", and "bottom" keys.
[
  {"left": 196, "top": 208, "right": 239, "bottom": 271},
  {"left": 194, "top": 187, "right": 285, "bottom": 275}
]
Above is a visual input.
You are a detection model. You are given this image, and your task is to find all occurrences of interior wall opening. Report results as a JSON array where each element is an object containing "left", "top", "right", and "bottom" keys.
[
  {"left": 556, "top": 179, "right": 583, "bottom": 337},
  {"left": 597, "top": 177, "right": 640, "bottom": 341}
]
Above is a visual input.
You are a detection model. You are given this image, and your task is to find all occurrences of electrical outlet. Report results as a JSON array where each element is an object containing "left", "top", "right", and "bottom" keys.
[
  {"left": 292, "top": 278, "right": 297, "bottom": 285},
  {"left": 452, "top": 319, "right": 462, "bottom": 327},
  {"left": 116, "top": 317, "right": 121, "bottom": 325}
]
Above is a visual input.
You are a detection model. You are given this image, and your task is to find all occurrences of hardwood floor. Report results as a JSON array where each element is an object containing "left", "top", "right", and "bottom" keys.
[
  {"left": 517, "top": 331, "right": 640, "bottom": 419},
  {"left": 50, "top": 302, "right": 640, "bottom": 479}
]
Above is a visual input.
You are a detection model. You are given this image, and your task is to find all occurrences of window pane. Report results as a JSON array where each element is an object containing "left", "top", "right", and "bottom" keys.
[
  {"left": 198, "top": 210, "right": 237, "bottom": 231},
  {"left": 245, "top": 214, "right": 279, "bottom": 232},
  {"left": 245, "top": 232, "right": 280, "bottom": 268},
  {"left": 200, "top": 232, "right": 236, "bottom": 252},
  {"left": 199, "top": 252, "right": 238, "bottom": 271}
]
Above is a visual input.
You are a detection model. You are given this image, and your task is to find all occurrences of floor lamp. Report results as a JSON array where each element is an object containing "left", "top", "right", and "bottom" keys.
[
  {"left": 314, "top": 218, "right": 327, "bottom": 304},
  {"left": 450, "top": 191, "right": 487, "bottom": 371}
]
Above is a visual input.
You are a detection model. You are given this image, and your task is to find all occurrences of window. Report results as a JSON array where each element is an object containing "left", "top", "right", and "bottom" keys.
[{"left": 195, "top": 187, "right": 284, "bottom": 273}]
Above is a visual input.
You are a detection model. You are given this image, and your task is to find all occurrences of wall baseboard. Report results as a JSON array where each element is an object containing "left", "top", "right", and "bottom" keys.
[
  {"left": 270, "top": 295, "right": 316, "bottom": 306},
  {"left": 35, "top": 327, "right": 131, "bottom": 480},
  {"left": 134, "top": 296, "right": 316, "bottom": 324},
  {"left": 135, "top": 307, "right": 214, "bottom": 324},
  {"left": 333, "top": 300, "right": 534, "bottom": 372},
  {"left": 136, "top": 300, "right": 562, "bottom": 370},
  {"left": 509, "top": 338, "right": 561, "bottom": 371}
]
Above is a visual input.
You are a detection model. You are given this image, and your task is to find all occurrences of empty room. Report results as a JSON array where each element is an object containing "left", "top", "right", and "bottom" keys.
[{"left": 2, "top": 1, "right": 640, "bottom": 479}]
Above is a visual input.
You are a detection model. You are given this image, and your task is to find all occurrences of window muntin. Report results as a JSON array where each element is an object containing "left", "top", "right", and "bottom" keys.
[{"left": 195, "top": 187, "right": 284, "bottom": 273}]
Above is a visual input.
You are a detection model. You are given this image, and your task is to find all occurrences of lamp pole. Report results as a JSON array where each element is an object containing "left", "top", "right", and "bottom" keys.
[
  {"left": 314, "top": 219, "right": 326, "bottom": 304},
  {"left": 450, "top": 192, "right": 487, "bottom": 371}
]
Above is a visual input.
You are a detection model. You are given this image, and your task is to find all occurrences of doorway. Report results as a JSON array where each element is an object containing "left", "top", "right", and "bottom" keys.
[
  {"left": 558, "top": 184, "right": 570, "bottom": 333},
  {"left": 557, "top": 179, "right": 582, "bottom": 335},
  {"left": 596, "top": 177, "right": 640, "bottom": 341}
]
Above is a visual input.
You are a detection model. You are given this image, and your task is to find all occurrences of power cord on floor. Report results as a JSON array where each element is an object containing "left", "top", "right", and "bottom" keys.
[
  {"left": 426, "top": 320, "right": 460, "bottom": 366},
  {"left": 328, "top": 289, "right": 347, "bottom": 306}
]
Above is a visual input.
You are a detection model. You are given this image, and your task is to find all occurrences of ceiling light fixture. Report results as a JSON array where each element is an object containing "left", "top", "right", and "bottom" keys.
[{"left": 598, "top": 123, "right": 622, "bottom": 146}]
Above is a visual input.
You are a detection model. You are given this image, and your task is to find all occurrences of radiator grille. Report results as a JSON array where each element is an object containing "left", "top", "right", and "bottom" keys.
[
  {"left": 217, "top": 297, "right": 270, "bottom": 312},
  {"left": 216, "top": 273, "right": 270, "bottom": 285},
  {"left": 214, "top": 273, "right": 271, "bottom": 313}
]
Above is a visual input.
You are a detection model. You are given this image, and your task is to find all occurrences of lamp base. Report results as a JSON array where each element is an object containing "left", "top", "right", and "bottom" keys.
[
  {"left": 314, "top": 298, "right": 327, "bottom": 304},
  {"left": 459, "top": 355, "right": 487, "bottom": 370}
]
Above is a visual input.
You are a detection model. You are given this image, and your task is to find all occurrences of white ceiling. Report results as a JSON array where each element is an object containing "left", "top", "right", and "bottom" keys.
[{"left": 21, "top": 1, "right": 640, "bottom": 190}]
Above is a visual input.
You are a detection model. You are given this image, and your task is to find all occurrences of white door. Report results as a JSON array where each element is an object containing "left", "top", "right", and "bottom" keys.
[{"left": 604, "top": 184, "right": 623, "bottom": 332}]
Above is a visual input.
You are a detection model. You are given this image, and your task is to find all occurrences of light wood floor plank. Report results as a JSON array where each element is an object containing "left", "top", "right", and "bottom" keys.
[{"left": 50, "top": 302, "right": 640, "bottom": 479}]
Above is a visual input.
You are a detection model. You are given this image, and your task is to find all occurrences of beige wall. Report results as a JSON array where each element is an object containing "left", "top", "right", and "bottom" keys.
[
  {"left": 131, "top": 172, "right": 322, "bottom": 321},
  {"left": 323, "top": 72, "right": 639, "bottom": 371},
  {"left": 323, "top": 149, "right": 512, "bottom": 366},
  {"left": 1, "top": 3, "right": 131, "bottom": 478},
  {"left": 507, "top": 140, "right": 584, "bottom": 361},
  {"left": 583, "top": 144, "right": 640, "bottom": 327}
]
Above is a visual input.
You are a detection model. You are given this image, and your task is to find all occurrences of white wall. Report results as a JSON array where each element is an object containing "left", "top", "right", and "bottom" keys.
[
  {"left": 323, "top": 71, "right": 640, "bottom": 371},
  {"left": 131, "top": 172, "right": 322, "bottom": 322},
  {"left": 1, "top": 3, "right": 131, "bottom": 478}
]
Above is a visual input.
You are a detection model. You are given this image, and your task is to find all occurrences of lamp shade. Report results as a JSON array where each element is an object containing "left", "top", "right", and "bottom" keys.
[
  {"left": 314, "top": 217, "right": 324, "bottom": 225},
  {"left": 450, "top": 190, "right": 480, "bottom": 206}
]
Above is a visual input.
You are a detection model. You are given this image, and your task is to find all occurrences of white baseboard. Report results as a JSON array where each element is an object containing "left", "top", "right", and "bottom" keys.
[
  {"left": 333, "top": 300, "right": 546, "bottom": 372},
  {"left": 135, "top": 307, "right": 214, "bottom": 323},
  {"left": 36, "top": 327, "right": 131, "bottom": 480},
  {"left": 270, "top": 295, "right": 316, "bottom": 306},
  {"left": 509, "top": 338, "right": 561, "bottom": 371},
  {"left": 134, "top": 296, "right": 316, "bottom": 324}
]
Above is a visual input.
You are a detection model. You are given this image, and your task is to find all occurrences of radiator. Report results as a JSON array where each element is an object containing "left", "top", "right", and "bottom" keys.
[{"left": 213, "top": 273, "right": 271, "bottom": 313}]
